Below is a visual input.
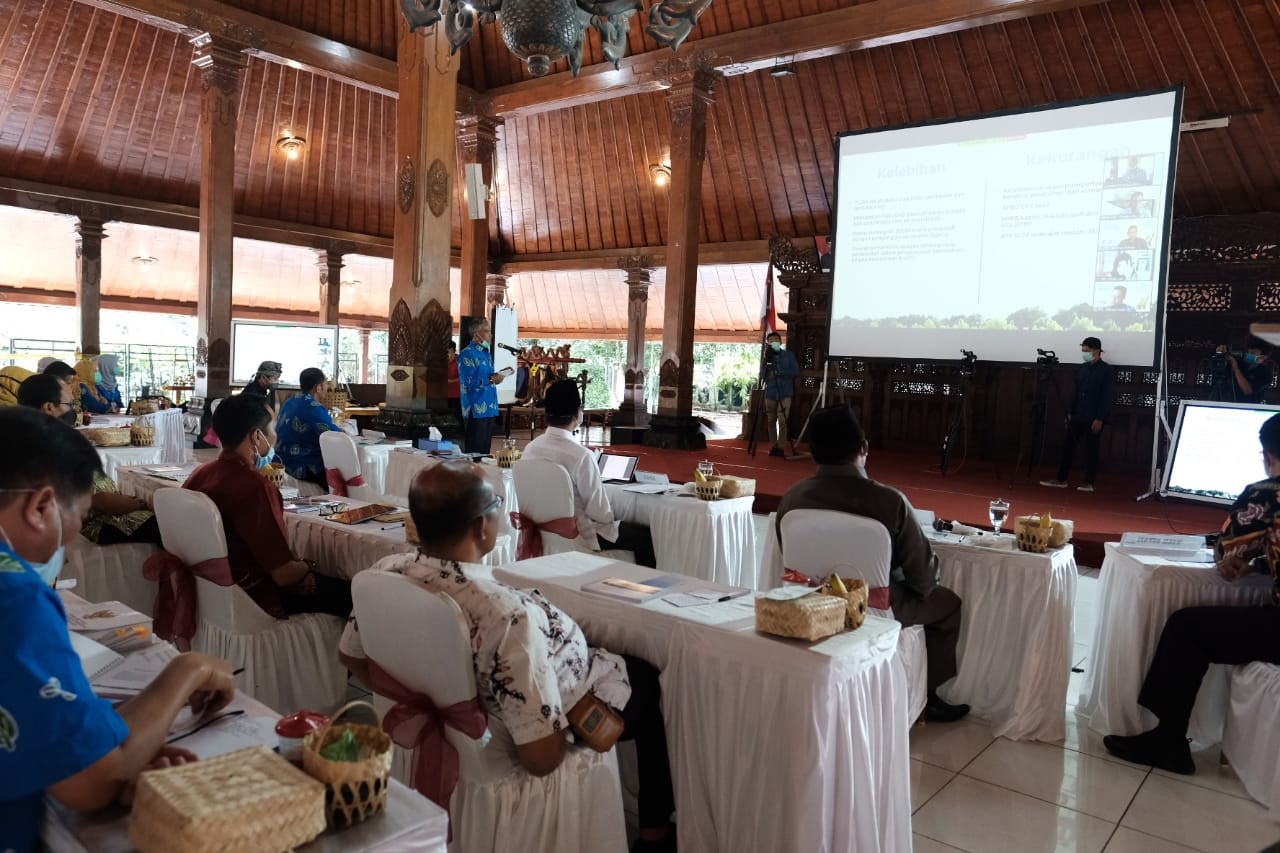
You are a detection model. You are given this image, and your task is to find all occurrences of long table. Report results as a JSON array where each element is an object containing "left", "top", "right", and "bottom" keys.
[
  {"left": 1077, "top": 543, "right": 1274, "bottom": 746},
  {"left": 489, "top": 552, "right": 911, "bottom": 853},
  {"left": 44, "top": 596, "right": 448, "bottom": 852},
  {"left": 85, "top": 409, "right": 187, "bottom": 465}
]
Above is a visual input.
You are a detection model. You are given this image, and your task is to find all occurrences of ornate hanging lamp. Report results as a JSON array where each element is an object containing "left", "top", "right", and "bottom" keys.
[{"left": 398, "top": 0, "right": 713, "bottom": 78}]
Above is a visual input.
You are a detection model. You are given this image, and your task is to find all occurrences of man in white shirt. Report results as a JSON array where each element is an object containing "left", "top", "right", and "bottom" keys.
[
  {"left": 339, "top": 460, "right": 675, "bottom": 852},
  {"left": 521, "top": 380, "right": 657, "bottom": 568}
]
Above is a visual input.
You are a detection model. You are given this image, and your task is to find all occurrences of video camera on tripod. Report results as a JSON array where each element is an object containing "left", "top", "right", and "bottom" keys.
[
  {"left": 959, "top": 349, "right": 978, "bottom": 375},
  {"left": 1036, "top": 348, "right": 1058, "bottom": 367}
]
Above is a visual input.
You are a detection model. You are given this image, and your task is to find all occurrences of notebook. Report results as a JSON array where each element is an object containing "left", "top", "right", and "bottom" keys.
[{"left": 597, "top": 452, "right": 639, "bottom": 484}]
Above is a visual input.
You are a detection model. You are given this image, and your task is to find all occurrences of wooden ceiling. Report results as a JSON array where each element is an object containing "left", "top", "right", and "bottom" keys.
[{"left": 1, "top": 0, "right": 1279, "bottom": 337}]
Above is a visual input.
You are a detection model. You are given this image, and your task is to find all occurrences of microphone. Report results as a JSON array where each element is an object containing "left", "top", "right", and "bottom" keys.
[{"left": 496, "top": 342, "right": 524, "bottom": 357}]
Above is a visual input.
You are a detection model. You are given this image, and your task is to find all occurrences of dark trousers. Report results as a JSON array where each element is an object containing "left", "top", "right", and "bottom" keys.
[
  {"left": 1056, "top": 420, "right": 1102, "bottom": 484},
  {"left": 292, "top": 468, "right": 329, "bottom": 489},
  {"left": 464, "top": 415, "right": 496, "bottom": 455},
  {"left": 96, "top": 515, "right": 161, "bottom": 546},
  {"left": 891, "top": 584, "right": 963, "bottom": 696},
  {"left": 281, "top": 573, "right": 353, "bottom": 619},
  {"left": 1139, "top": 605, "right": 1280, "bottom": 735},
  {"left": 599, "top": 522, "right": 658, "bottom": 569},
  {"left": 620, "top": 655, "right": 675, "bottom": 829}
]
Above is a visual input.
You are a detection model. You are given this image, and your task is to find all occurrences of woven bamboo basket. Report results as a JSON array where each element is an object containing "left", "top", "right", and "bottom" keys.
[
  {"left": 129, "top": 400, "right": 159, "bottom": 415},
  {"left": 712, "top": 475, "right": 756, "bottom": 498},
  {"left": 755, "top": 592, "right": 847, "bottom": 642},
  {"left": 302, "top": 701, "right": 393, "bottom": 829},
  {"left": 1014, "top": 516, "right": 1053, "bottom": 553},
  {"left": 130, "top": 423, "right": 156, "bottom": 446},
  {"left": 262, "top": 464, "right": 286, "bottom": 488},
  {"left": 318, "top": 388, "right": 349, "bottom": 411},
  {"left": 494, "top": 447, "right": 522, "bottom": 468},
  {"left": 694, "top": 479, "right": 723, "bottom": 501},
  {"left": 821, "top": 576, "right": 870, "bottom": 630},
  {"left": 1014, "top": 515, "right": 1073, "bottom": 549},
  {"left": 81, "top": 426, "right": 131, "bottom": 447},
  {"left": 128, "top": 745, "right": 326, "bottom": 853}
]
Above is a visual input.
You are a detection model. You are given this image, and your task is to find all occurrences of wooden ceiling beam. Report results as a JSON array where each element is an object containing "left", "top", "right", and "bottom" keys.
[
  {"left": 73, "top": 0, "right": 400, "bottom": 96},
  {"left": 0, "top": 175, "right": 408, "bottom": 260},
  {"left": 499, "top": 240, "right": 770, "bottom": 273},
  {"left": 484, "top": 0, "right": 1110, "bottom": 118}
]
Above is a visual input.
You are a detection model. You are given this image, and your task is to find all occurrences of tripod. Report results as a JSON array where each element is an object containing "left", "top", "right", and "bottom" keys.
[
  {"left": 939, "top": 368, "right": 974, "bottom": 476},
  {"left": 1013, "top": 361, "right": 1066, "bottom": 479}
]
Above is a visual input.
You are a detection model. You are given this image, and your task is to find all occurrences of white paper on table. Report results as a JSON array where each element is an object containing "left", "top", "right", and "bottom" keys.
[
  {"left": 653, "top": 597, "right": 757, "bottom": 626},
  {"left": 622, "top": 483, "right": 679, "bottom": 494},
  {"left": 92, "top": 644, "right": 179, "bottom": 696},
  {"left": 168, "top": 711, "right": 279, "bottom": 759},
  {"left": 763, "top": 586, "right": 815, "bottom": 601},
  {"left": 687, "top": 588, "right": 749, "bottom": 602},
  {"left": 662, "top": 593, "right": 707, "bottom": 608},
  {"left": 64, "top": 599, "right": 149, "bottom": 632}
]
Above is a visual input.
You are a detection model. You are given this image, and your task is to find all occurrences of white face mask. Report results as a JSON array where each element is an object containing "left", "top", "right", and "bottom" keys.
[
  {"left": 1081, "top": 351, "right": 1095, "bottom": 363},
  {"left": 0, "top": 492, "right": 66, "bottom": 586}
]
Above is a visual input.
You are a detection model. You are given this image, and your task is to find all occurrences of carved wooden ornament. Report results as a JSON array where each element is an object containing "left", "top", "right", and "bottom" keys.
[
  {"left": 397, "top": 157, "right": 415, "bottom": 215},
  {"left": 426, "top": 158, "right": 449, "bottom": 218}
]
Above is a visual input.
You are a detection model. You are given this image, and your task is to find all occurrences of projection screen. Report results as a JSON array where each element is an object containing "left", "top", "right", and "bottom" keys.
[{"left": 829, "top": 88, "right": 1183, "bottom": 366}]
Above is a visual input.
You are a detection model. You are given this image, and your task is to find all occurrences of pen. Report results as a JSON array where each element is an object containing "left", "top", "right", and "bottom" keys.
[
  {"left": 167, "top": 709, "right": 245, "bottom": 744},
  {"left": 232, "top": 667, "right": 245, "bottom": 676},
  {"left": 717, "top": 595, "right": 733, "bottom": 602}
]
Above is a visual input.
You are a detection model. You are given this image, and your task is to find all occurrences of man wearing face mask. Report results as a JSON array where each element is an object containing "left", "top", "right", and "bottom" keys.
[
  {"left": 0, "top": 407, "right": 235, "bottom": 852},
  {"left": 1040, "top": 336, "right": 1114, "bottom": 493},
  {"left": 762, "top": 331, "right": 800, "bottom": 457},
  {"left": 241, "top": 360, "right": 282, "bottom": 414},
  {"left": 1217, "top": 339, "right": 1274, "bottom": 404},
  {"left": 458, "top": 318, "right": 503, "bottom": 455},
  {"left": 185, "top": 394, "right": 351, "bottom": 618},
  {"left": 1105, "top": 414, "right": 1280, "bottom": 775},
  {"left": 17, "top": 373, "right": 78, "bottom": 427}
]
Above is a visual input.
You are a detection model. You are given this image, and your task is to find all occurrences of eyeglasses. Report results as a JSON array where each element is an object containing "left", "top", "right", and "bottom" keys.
[{"left": 473, "top": 494, "right": 504, "bottom": 520}]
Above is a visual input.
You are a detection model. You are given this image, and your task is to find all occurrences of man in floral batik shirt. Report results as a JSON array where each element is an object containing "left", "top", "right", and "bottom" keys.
[
  {"left": 339, "top": 461, "right": 676, "bottom": 851},
  {"left": 1104, "top": 413, "right": 1280, "bottom": 776}
]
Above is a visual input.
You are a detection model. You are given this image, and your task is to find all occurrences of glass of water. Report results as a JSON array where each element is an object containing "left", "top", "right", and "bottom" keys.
[
  {"left": 698, "top": 460, "right": 716, "bottom": 479},
  {"left": 988, "top": 498, "right": 1011, "bottom": 535}
]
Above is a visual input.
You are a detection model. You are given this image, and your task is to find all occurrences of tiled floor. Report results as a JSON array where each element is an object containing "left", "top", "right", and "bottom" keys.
[{"left": 909, "top": 567, "right": 1280, "bottom": 853}]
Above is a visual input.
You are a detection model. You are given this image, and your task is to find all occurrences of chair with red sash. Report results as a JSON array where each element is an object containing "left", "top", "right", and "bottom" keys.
[
  {"left": 352, "top": 569, "right": 626, "bottom": 853},
  {"left": 780, "top": 509, "right": 928, "bottom": 724},
  {"left": 149, "top": 488, "right": 347, "bottom": 715},
  {"left": 319, "top": 431, "right": 383, "bottom": 502},
  {"left": 509, "top": 459, "right": 632, "bottom": 563}
]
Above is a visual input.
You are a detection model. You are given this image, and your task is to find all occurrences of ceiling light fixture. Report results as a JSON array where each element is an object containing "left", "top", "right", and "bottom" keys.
[
  {"left": 650, "top": 164, "right": 671, "bottom": 187},
  {"left": 276, "top": 132, "right": 307, "bottom": 160},
  {"left": 398, "top": 0, "right": 713, "bottom": 78},
  {"left": 770, "top": 57, "right": 797, "bottom": 77},
  {"left": 131, "top": 255, "right": 158, "bottom": 267},
  {"left": 340, "top": 279, "right": 362, "bottom": 288}
]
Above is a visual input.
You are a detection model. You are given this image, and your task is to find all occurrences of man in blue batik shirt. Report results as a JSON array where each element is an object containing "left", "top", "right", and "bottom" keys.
[
  {"left": 0, "top": 407, "right": 235, "bottom": 852},
  {"left": 276, "top": 367, "right": 341, "bottom": 487},
  {"left": 458, "top": 318, "right": 503, "bottom": 455}
]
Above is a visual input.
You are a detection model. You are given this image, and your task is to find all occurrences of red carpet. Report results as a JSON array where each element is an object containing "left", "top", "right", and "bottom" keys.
[{"left": 611, "top": 438, "right": 1228, "bottom": 568}]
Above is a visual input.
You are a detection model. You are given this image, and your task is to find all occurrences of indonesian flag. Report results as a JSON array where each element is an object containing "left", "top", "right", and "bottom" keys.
[{"left": 760, "top": 263, "right": 777, "bottom": 337}]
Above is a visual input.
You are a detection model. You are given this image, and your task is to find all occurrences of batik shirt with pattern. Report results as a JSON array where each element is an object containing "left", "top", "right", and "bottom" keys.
[
  {"left": 0, "top": 542, "right": 130, "bottom": 852},
  {"left": 275, "top": 393, "right": 340, "bottom": 480},
  {"left": 1216, "top": 475, "right": 1280, "bottom": 604},
  {"left": 458, "top": 343, "right": 500, "bottom": 419},
  {"left": 339, "top": 553, "right": 630, "bottom": 745}
]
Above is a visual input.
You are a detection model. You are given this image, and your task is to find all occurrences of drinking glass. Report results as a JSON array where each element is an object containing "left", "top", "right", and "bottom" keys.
[
  {"left": 697, "top": 460, "right": 716, "bottom": 479},
  {"left": 503, "top": 437, "right": 517, "bottom": 451},
  {"left": 988, "top": 498, "right": 1011, "bottom": 535}
]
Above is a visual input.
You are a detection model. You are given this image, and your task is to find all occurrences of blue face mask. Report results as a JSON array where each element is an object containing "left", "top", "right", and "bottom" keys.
[
  {"left": 479, "top": 341, "right": 489, "bottom": 350},
  {"left": 1081, "top": 351, "right": 1095, "bottom": 363},
  {"left": 0, "top": 501, "right": 65, "bottom": 586},
  {"left": 769, "top": 341, "right": 781, "bottom": 351},
  {"left": 253, "top": 431, "right": 276, "bottom": 470},
  {"left": 1245, "top": 353, "right": 1258, "bottom": 365}
]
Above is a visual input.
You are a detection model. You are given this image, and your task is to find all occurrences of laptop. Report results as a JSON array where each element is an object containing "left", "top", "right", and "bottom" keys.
[{"left": 598, "top": 452, "right": 640, "bottom": 484}]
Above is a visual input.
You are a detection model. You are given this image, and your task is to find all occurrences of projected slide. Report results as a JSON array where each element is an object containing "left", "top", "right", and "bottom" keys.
[
  {"left": 830, "top": 89, "right": 1181, "bottom": 366},
  {"left": 1162, "top": 401, "right": 1280, "bottom": 505},
  {"left": 231, "top": 320, "right": 338, "bottom": 388}
]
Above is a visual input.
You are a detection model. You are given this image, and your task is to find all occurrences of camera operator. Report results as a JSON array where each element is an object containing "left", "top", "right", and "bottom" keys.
[
  {"left": 762, "top": 331, "right": 800, "bottom": 457},
  {"left": 1215, "top": 338, "right": 1273, "bottom": 404}
]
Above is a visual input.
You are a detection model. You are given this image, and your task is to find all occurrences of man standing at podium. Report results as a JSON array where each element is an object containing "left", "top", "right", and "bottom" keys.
[{"left": 458, "top": 319, "right": 502, "bottom": 455}]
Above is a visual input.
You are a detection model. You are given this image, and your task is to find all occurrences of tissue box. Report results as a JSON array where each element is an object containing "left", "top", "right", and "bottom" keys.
[{"left": 416, "top": 439, "right": 457, "bottom": 453}]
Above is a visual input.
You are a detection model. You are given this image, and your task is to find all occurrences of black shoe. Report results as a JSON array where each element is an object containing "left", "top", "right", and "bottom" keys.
[
  {"left": 768, "top": 446, "right": 785, "bottom": 457},
  {"left": 1103, "top": 729, "right": 1194, "bottom": 775},
  {"left": 632, "top": 825, "right": 677, "bottom": 853},
  {"left": 924, "top": 698, "right": 970, "bottom": 723}
]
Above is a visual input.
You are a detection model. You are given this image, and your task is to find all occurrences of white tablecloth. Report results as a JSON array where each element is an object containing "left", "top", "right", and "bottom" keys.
[
  {"left": 380, "top": 450, "right": 515, "bottom": 536},
  {"left": 42, "top": 635, "right": 448, "bottom": 852},
  {"left": 492, "top": 552, "right": 912, "bottom": 853},
  {"left": 1077, "top": 543, "right": 1274, "bottom": 745},
  {"left": 94, "top": 445, "right": 165, "bottom": 482},
  {"left": 354, "top": 441, "right": 413, "bottom": 495},
  {"left": 1223, "top": 662, "right": 1280, "bottom": 819},
  {"left": 931, "top": 537, "right": 1077, "bottom": 742},
  {"left": 89, "top": 409, "right": 187, "bottom": 464},
  {"left": 604, "top": 485, "right": 757, "bottom": 587}
]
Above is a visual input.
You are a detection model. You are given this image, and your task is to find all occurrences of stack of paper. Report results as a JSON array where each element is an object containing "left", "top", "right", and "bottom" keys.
[{"left": 64, "top": 599, "right": 154, "bottom": 653}]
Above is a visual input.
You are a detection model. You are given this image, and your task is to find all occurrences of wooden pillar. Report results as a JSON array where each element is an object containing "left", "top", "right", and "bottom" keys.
[
  {"left": 190, "top": 33, "right": 246, "bottom": 402},
  {"left": 73, "top": 217, "right": 106, "bottom": 357},
  {"left": 647, "top": 51, "right": 720, "bottom": 450},
  {"left": 616, "top": 255, "right": 654, "bottom": 427},
  {"left": 317, "top": 249, "right": 344, "bottom": 326},
  {"left": 485, "top": 273, "right": 509, "bottom": 310},
  {"left": 376, "top": 18, "right": 460, "bottom": 437},
  {"left": 457, "top": 115, "right": 502, "bottom": 319},
  {"left": 359, "top": 329, "right": 371, "bottom": 384}
]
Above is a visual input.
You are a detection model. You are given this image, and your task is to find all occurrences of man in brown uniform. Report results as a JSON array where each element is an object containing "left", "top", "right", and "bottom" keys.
[{"left": 777, "top": 404, "right": 969, "bottom": 722}]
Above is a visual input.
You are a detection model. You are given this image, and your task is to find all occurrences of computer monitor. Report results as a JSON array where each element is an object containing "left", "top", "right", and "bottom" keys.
[
  {"left": 1160, "top": 400, "right": 1280, "bottom": 506},
  {"left": 598, "top": 452, "right": 639, "bottom": 483}
]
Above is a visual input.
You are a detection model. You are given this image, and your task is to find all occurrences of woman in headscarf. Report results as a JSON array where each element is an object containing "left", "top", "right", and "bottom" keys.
[
  {"left": 75, "top": 357, "right": 117, "bottom": 414},
  {"left": 95, "top": 354, "right": 125, "bottom": 411}
]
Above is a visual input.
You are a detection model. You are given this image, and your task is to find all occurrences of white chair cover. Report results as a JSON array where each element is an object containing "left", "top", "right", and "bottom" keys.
[
  {"left": 511, "top": 459, "right": 632, "bottom": 562},
  {"left": 352, "top": 571, "right": 627, "bottom": 853},
  {"left": 320, "top": 431, "right": 385, "bottom": 503},
  {"left": 63, "top": 536, "right": 160, "bottom": 616},
  {"left": 1223, "top": 662, "right": 1280, "bottom": 819},
  {"left": 780, "top": 509, "right": 928, "bottom": 723},
  {"left": 153, "top": 489, "right": 347, "bottom": 715}
]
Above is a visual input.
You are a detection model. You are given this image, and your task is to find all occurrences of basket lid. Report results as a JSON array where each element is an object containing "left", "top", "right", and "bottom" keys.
[{"left": 276, "top": 709, "right": 329, "bottom": 737}]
